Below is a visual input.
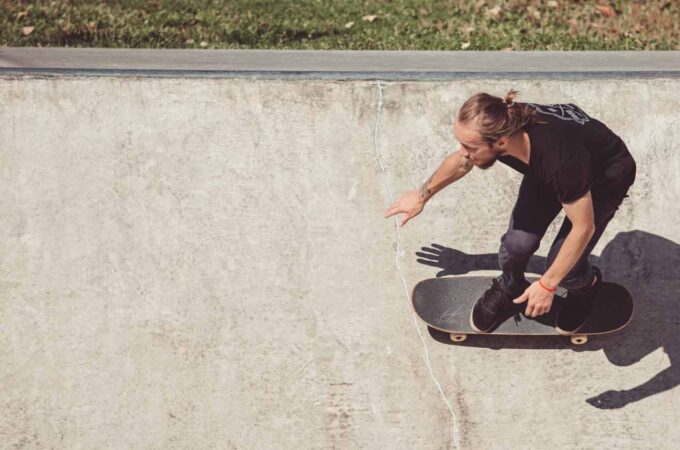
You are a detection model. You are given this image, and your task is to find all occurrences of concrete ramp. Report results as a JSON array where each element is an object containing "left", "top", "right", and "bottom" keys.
[{"left": 1, "top": 49, "right": 680, "bottom": 449}]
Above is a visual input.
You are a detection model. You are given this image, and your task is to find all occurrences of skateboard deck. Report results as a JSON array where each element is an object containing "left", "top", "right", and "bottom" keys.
[{"left": 412, "top": 276, "right": 633, "bottom": 345}]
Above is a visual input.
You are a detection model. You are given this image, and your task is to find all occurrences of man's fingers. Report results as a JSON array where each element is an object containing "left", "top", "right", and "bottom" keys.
[
  {"left": 384, "top": 204, "right": 404, "bottom": 218},
  {"left": 513, "top": 291, "right": 528, "bottom": 304},
  {"left": 526, "top": 304, "right": 549, "bottom": 317}
]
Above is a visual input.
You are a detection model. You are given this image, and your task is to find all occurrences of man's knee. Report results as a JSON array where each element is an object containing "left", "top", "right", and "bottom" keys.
[{"left": 500, "top": 229, "right": 541, "bottom": 258}]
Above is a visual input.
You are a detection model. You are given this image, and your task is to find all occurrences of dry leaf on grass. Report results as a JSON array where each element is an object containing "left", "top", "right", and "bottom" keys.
[
  {"left": 362, "top": 15, "right": 378, "bottom": 23},
  {"left": 528, "top": 7, "right": 541, "bottom": 20},
  {"left": 596, "top": 5, "right": 617, "bottom": 18},
  {"left": 486, "top": 5, "right": 502, "bottom": 19},
  {"left": 344, "top": 21, "right": 355, "bottom": 29},
  {"left": 21, "top": 26, "right": 34, "bottom": 36}
]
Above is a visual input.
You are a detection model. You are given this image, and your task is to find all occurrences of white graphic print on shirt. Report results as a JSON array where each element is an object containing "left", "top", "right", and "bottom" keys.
[{"left": 526, "top": 103, "right": 591, "bottom": 125}]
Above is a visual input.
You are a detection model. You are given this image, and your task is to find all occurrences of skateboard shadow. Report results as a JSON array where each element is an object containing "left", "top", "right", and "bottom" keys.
[{"left": 416, "top": 230, "right": 680, "bottom": 410}]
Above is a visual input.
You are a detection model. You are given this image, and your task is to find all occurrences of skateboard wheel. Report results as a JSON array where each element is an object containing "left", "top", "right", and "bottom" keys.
[
  {"left": 450, "top": 333, "right": 467, "bottom": 343},
  {"left": 570, "top": 335, "right": 588, "bottom": 345}
]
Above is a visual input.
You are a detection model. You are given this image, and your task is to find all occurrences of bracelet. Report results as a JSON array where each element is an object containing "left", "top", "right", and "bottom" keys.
[{"left": 538, "top": 278, "right": 557, "bottom": 292}]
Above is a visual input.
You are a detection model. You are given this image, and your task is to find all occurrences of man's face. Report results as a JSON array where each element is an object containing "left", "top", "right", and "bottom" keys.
[{"left": 452, "top": 119, "right": 502, "bottom": 170}]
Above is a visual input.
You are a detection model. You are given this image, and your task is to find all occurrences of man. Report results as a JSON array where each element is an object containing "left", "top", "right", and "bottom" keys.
[{"left": 384, "top": 90, "right": 636, "bottom": 334}]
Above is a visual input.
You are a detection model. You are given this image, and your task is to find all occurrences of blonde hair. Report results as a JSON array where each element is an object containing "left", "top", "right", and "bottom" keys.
[{"left": 456, "top": 89, "right": 542, "bottom": 145}]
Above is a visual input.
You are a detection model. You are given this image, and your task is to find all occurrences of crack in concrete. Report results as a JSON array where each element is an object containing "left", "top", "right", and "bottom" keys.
[{"left": 373, "top": 80, "right": 461, "bottom": 450}]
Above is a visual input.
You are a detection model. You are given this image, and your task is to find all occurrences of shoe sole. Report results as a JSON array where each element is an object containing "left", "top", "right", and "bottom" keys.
[
  {"left": 469, "top": 307, "right": 485, "bottom": 333},
  {"left": 469, "top": 298, "right": 498, "bottom": 333},
  {"left": 555, "top": 323, "right": 585, "bottom": 336}
]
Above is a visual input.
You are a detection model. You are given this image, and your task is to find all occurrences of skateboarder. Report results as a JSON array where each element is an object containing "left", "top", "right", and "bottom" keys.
[{"left": 385, "top": 90, "right": 636, "bottom": 334}]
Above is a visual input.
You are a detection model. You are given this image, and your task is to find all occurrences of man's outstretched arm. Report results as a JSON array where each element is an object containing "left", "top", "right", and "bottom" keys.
[
  {"left": 419, "top": 149, "right": 474, "bottom": 204},
  {"left": 384, "top": 149, "right": 473, "bottom": 227}
]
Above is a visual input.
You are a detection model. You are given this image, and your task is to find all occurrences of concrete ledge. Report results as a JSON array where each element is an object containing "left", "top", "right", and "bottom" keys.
[{"left": 1, "top": 48, "right": 679, "bottom": 79}]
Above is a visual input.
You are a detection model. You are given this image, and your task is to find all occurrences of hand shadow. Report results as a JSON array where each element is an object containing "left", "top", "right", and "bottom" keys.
[{"left": 416, "top": 230, "right": 680, "bottom": 409}]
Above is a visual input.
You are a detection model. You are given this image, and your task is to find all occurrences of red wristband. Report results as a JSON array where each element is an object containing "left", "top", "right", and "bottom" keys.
[{"left": 538, "top": 278, "right": 557, "bottom": 292}]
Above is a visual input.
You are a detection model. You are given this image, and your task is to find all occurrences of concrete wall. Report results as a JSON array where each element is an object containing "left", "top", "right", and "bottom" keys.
[{"left": 1, "top": 50, "right": 679, "bottom": 449}]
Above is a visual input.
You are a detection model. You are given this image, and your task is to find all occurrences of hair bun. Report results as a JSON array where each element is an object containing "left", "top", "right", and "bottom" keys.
[{"left": 503, "top": 89, "right": 519, "bottom": 107}]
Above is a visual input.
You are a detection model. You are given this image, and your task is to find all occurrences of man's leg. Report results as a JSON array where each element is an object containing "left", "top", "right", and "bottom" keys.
[
  {"left": 545, "top": 192, "right": 630, "bottom": 291},
  {"left": 498, "top": 175, "right": 562, "bottom": 295},
  {"left": 471, "top": 175, "right": 560, "bottom": 332},
  {"left": 550, "top": 192, "right": 631, "bottom": 333}
]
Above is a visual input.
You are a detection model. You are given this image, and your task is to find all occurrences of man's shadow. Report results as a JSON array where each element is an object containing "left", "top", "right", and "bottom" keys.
[{"left": 416, "top": 230, "right": 680, "bottom": 409}]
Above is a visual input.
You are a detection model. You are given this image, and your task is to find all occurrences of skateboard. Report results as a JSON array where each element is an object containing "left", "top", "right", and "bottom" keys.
[{"left": 411, "top": 276, "right": 633, "bottom": 345}]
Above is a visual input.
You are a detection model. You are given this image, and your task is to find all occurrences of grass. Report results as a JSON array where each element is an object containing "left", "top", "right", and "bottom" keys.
[{"left": 1, "top": 0, "right": 678, "bottom": 50}]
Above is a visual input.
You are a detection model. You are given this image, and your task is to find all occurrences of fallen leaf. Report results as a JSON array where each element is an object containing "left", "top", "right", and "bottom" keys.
[
  {"left": 362, "top": 15, "right": 378, "bottom": 23},
  {"left": 21, "top": 26, "right": 34, "bottom": 36},
  {"left": 486, "top": 5, "right": 502, "bottom": 19},
  {"left": 185, "top": 38, "right": 195, "bottom": 44},
  {"left": 461, "top": 42, "right": 471, "bottom": 49},
  {"left": 86, "top": 21, "right": 97, "bottom": 33},
  {"left": 17, "top": 10, "right": 28, "bottom": 20},
  {"left": 344, "top": 21, "right": 354, "bottom": 29},
  {"left": 528, "top": 7, "right": 541, "bottom": 20},
  {"left": 501, "top": 47, "right": 514, "bottom": 51},
  {"left": 61, "top": 21, "right": 71, "bottom": 33},
  {"left": 596, "top": 5, "right": 617, "bottom": 18},
  {"left": 547, "top": 0, "right": 558, "bottom": 7},
  {"left": 200, "top": 41, "right": 208, "bottom": 47}
]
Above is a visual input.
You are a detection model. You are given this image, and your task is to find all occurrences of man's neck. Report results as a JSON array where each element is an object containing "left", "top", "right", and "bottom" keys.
[{"left": 501, "top": 131, "right": 531, "bottom": 164}]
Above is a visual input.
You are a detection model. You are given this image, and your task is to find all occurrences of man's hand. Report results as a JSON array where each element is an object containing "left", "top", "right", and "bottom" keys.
[
  {"left": 513, "top": 281, "right": 555, "bottom": 317},
  {"left": 384, "top": 190, "right": 425, "bottom": 227}
]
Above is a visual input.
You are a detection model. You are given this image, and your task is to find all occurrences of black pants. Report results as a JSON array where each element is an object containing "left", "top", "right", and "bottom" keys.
[{"left": 497, "top": 174, "right": 632, "bottom": 295}]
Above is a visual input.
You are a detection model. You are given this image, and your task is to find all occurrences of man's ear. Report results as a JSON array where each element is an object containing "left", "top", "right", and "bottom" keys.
[{"left": 492, "top": 136, "right": 506, "bottom": 151}]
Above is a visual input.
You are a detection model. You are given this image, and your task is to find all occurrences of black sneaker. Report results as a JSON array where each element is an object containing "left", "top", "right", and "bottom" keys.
[
  {"left": 556, "top": 267, "right": 602, "bottom": 335},
  {"left": 470, "top": 278, "right": 526, "bottom": 333}
]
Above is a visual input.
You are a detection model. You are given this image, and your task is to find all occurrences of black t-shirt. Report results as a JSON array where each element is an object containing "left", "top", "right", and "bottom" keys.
[{"left": 498, "top": 102, "right": 636, "bottom": 204}]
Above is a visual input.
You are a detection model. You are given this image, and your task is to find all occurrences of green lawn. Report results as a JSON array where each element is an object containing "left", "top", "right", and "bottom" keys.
[{"left": 1, "top": 0, "right": 678, "bottom": 50}]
